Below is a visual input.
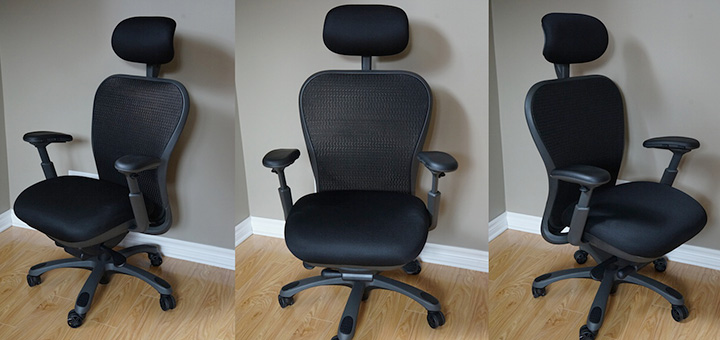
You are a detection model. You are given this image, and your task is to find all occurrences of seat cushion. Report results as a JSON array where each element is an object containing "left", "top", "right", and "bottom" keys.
[
  {"left": 14, "top": 176, "right": 134, "bottom": 243},
  {"left": 285, "top": 190, "right": 431, "bottom": 267},
  {"left": 569, "top": 182, "right": 706, "bottom": 259}
]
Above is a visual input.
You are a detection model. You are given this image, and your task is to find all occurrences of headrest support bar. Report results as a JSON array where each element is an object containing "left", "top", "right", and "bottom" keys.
[
  {"left": 323, "top": 4, "right": 409, "bottom": 64},
  {"left": 361, "top": 56, "right": 371, "bottom": 71},
  {"left": 112, "top": 16, "right": 176, "bottom": 78},
  {"left": 542, "top": 13, "right": 608, "bottom": 78}
]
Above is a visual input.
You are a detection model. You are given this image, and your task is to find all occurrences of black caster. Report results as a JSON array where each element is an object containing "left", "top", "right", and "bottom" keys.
[
  {"left": 160, "top": 294, "right": 176, "bottom": 311},
  {"left": 671, "top": 304, "right": 689, "bottom": 322},
  {"left": 426, "top": 310, "right": 446, "bottom": 329},
  {"left": 579, "top": 325, "right": 596, "bottom": 340},
  {"left": 27, "top": 275, "right": 41, "bottom": 287},
  {"left": 278, "top": 295, "right": 294, "bottom": 308},
  {"left": 302, "top": 262, "right": 315, "bottom": 270},
  {"left": 67, "top": 310, "right": 85, "bottom": 328},
  {"left": 574, "top": 250, "right": 588, "bottom": 264},
  {"left": 331, "top": 337, "right": 339, "bottom": 340},
  {"left": 532, "top": 286, "right": 546, "bottom": 298},
  {"left": 402, "top": 259, "right": 422, "bottom": 275},
  {"left": 653, "top": 258, "right": 667, "bottom": 272},
  {"left": 99, "top": 274, "right": 111, "bottom": 285},
  {"left": 149, "top": 252, "right": 163, "bottom": 267}
]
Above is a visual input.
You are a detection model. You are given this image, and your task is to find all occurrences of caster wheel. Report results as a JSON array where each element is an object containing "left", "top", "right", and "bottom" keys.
[
  {"left": 149, "top": 252, "right": 163, "bottom": 267},
  {"left": 579, "top": 325, "right": 596, "bottom": 340},
  {"left": 159, "top": 294, "right": 176, "bottom": 311},
  {"left": 574, "top": 250, "right": 588, "bottom": 264},
  {"left": 426, "top": 311, "right": 446, "bottom": 329},
  {"left": 532, "top": 287, "right": 546, "bottom": 298},
  {"left": 671, "top": 304, "right": 689, "bottom": 322},
  {"left": 67, "top": 310, "right": 85, "bottom": 328},
  {"left": 653, "top": 258, "right": 667, "bottom": 272},
  {"left": 278, "top": 295, "right": 294, "bottom": 308},
  {"left": 402, "top": 259, "right": 422, "bottom": 275},
  {"left": 331, "top": 337, "right": 339, "bottom": 340},
  {"left": 99, "top": 274, "right": 111, "bottom": 285},
  {"left": 27, "top": 275, "right": 41, "bottom": 287},
  {"left": 302, "top": 262, "right": 315, "bottom": 270}
]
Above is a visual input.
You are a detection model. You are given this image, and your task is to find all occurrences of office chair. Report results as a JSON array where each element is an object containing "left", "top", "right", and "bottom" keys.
[
  {"left": 262, "top": 5, "right": 458, "bottom": 340},
  {"left": 525, "top": 13, "right": 707, "bottom": 340},
  {"left": 13, "top": 17, "right": 188, "bottom": 328}
]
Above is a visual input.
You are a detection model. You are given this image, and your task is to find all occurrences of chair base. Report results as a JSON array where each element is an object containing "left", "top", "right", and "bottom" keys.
[
  {"left": 279, "top": 268, "right": 444, "bottom": 340},
  {"left": 27, "top": 244, "right": 175, "bottom": 328},
  {"left": 532, "top": 254, "right": 686, "bottom": 339}
]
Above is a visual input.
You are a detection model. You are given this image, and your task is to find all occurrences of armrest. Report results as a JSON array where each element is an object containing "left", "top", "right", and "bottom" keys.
[
  {"left": 23, "top": 131, "right": 73, "bottom": 179},
  {"left": 418, "top": 151, "right": 458, "bottom": 231},
  {"left": 113, "top": 155, "right": 161, "bottom": 234},
  {"left": 643, "top": 136, "right": 700, "bottom": 185},
  {"left": 643, "top": 136, "right": 699, "bottom": 152},
  {"left": 551, "top": 164, "right": 610, "bottom": 246},
  {"left": 263, "top": 148, "right": 300, "bottom": 219},
  {"left": 550, "top": 165, "right": 610, "bottom": 189},
  {"left": 418, "top": 151, "right": 458, "bottom": 173},
  {"left": 114, "top": 155, "right": 161, "bottom": 174},
  {"left": 262, "top": 149, "right": 300, "bottom": 169}
]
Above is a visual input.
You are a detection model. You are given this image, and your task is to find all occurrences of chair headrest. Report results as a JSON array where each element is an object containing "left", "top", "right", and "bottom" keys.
[
  {"left": 112, "top": 17, "right": 176, "bottom": 65},
  {"left": 323, "top": 5, "right": 408, "bottom": 57},
  {"left": 542, "top": 13, "right": 608, "bottom": 64}
]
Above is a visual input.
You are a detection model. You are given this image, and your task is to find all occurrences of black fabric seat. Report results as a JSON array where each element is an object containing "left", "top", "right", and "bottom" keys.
[
  {"left": 285, "top": 191, "right": 430, "bottom": 267},
  {"left": 526, "top": 13, "right": 707, "bottom": 339},
  {"left": 581, "top": 182, "right": 706, "bottom": 259},
  {"left": 15, "top": 176, "right": 133, "bottom": 243},
  {"left": 262, "top": 5, "right": 458, "bottom": 340}
]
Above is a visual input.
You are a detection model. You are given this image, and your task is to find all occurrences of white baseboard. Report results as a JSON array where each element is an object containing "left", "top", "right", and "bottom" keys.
[
  {"left": 11, "top": 210, "right": 234, "bottom": 270},
  {"left": 488, "top": 212, "right": 507, "bottom": 242},
  {"left": 237, "top": 216, "right": 488, "bottom": 272},
  {"left": 0, "top": 210, "right": 13, "bottom": 233},
  {"left": 499, "top": 211, "right": 720, "bottom": 271},
  {"left": 235, "top": 217, "right": 253, "bottom": 247}
]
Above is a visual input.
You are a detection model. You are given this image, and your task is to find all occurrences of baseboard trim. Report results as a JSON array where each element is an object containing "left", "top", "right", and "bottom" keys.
[
  {"left": 11, "top": 210, "right": 234, "bottom": 270},
  {"left": 0, "top": 210, "right": 13, "bottom": 233},
  {"left": 488, "top": 212, "right": 507, "bottom": 242},
  {"left": 501, "top": 211, "right": 720, "bottom": 271},
  {"left": 240, "top": 216, "right": 488, "bottom": 272},
  {"left": 235, "top": 217, "right": 253, "bottom": 247}
]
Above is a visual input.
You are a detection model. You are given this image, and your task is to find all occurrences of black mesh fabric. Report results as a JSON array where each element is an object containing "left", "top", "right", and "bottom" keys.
[
  {"left": 92, "top": 75, "right": 186, "bottom": 215},
  {"left": 300, "top": 71, "right": 430, "bottom": 193},
  {"left": 526, "top": 75, "right": 624, "bottom": 237}
]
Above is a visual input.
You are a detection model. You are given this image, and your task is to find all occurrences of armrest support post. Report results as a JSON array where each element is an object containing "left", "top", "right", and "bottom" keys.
[
  {"left": 567, "top": 187, "right": 593, "bottom": 246},
  {"left": 660, "top": 150, "right": 689, "bottom": 186},
  {"left": 114, "top": 155, "right": 161, "bottom": 234},
  {"left": 427, "top": 172, "right": 443, "bottom": 230},
  {"left": 36, "top": 147, "right": 58, "bottom": 179},
  {"left": 273, "top": 168, "right": 293, "bottom": 219},
  {"left": 417, "top": 151, "right": 458, "bottom": 231},
  {"left": 262, "top": 149, "right": 301, "bottom": 220},
  {"left": 23, "top": 131, "right": 73, "bottom": 179}
]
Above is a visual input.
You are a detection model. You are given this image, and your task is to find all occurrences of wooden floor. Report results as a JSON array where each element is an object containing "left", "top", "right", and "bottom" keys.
[
  {"left": 235, "top": 235, "right": 488, "bottom": 340},
  {"left": 0, "top": 227, "right": 234, "bottom": 340},
  {"left": 489, "top": 230, "right": 720, "bottom": 340}
]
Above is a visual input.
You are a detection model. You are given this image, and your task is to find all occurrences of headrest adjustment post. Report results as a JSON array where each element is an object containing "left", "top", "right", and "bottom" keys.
[
  {"left": 362, "top": 56, "right": 372, "bottom": 71},
  {"left": 147, "top": 64, "right": 160, "bottom": 78},
  {"left": 554, "top": 63, "right": 569, "bottom": 79}
]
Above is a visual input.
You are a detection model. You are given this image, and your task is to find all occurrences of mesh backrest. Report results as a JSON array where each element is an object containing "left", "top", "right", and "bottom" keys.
[
  {"left": 92, "top": 75, "right": 188, "bottom": 213},
  {"left": 300, "top": 71, "right": 431, "bottom": 193},
  {"left": 526, "top": 75, "right": 624, "bottom": 237}
]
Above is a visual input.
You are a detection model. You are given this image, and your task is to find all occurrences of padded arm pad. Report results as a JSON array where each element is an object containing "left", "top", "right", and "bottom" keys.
[
  {"left": 643, "top": 136, "right": 699, "bottom": 151},
  {"left": 551, "top": 165, "right": 610, "bottom": 188},
  {"left": 114, "top": 155, "right": 161, "bottom": 174},
  {"left": 418, "top": 151, "right": 458, "bottom": 173},
  {"left": 262, "top": 149, "right": 300, "bottom": 169},
  {"left": 23, "top": 131, "right": 73, "bottom": 146}
]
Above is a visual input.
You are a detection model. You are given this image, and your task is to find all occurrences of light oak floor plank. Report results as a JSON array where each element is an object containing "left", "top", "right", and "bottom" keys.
[
  {"left": 490, "top": 230, "right": 720, "bottom": 339},
  {"left": 235, "top": 235, "right": 488, "bottom": 340},
  {"left": 0, "top": 226, "right": 233, "bottom": 339}
]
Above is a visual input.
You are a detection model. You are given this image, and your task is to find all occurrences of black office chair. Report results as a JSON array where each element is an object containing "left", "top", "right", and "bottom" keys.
[
  {"left": 262, "top": 5, "right": 458, "bottom": 340},
  {"left": 13, "top": 17, "right": 188, "bottom": 328},
  {"left": 525, "top": 13, "right": 707, "bottom": 340}
]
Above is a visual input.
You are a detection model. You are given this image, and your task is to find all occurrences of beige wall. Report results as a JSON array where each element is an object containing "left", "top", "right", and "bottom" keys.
[
  {"left": 237, "top": 0, "right": 489, "bottom": 251},
  {"left": 0, "top": 59, "right": 9, "bottom": 212},
  {"left": 492, "top": 0, "right": 720, "bottom": 250},
  {"left": 0, "top": 0, "right": 236, "bottom": 249}
]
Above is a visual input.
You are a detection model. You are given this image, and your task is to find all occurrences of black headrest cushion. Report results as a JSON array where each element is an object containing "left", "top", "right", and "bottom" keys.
[
  {"left": 323, "top": 5, "right": 408, "bottom": 56},
  {"left": 112, "top": 17, "right": 176, "bottom": 65},
  {"left": 542, "top": 13, "right": 608, "bottom": 64}
]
